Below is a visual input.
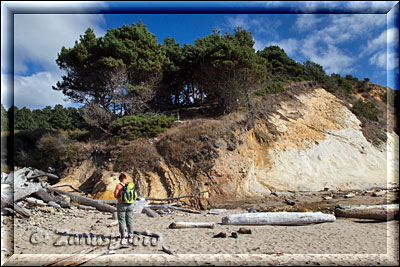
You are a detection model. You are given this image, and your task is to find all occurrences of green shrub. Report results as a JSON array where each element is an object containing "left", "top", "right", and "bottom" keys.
[
  {"left": 255, "top": 81, "right": 285, "bottom": 96},
  {"left": 350, "top": 99, "right": 380, "bottom": 121},
  {"left": 109, "top": 114, "right": 176, "bottom": 140},
  {"left": 382, "top": 89, "right": 396, "bottom": 108}
]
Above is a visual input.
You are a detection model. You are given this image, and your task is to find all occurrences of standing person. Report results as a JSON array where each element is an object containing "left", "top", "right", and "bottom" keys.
[{"left": 114, "top": 173, "right": 136, "bottom": 241}]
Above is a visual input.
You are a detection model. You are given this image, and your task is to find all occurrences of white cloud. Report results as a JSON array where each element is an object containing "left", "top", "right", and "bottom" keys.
[
  {"left": 14, "top": 14, "right": 106, "bottom": 74},
  {"left": 226, "top": 14, "right": 250, "bottom": 30},
  {"left": 295, "top": 15, "right": 323, "bottom": 32},
  {"left": 13, "top": 71, "right": 75, "bottom": 110}
]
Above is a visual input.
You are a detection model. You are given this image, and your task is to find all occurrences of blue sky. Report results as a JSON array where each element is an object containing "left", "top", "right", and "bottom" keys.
[{"left": 1, "top": 1, "right": 399, "bottom": 110}]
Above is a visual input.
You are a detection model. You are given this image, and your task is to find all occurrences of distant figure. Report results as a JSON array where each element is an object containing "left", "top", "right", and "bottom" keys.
[{"left": 114, "top": 173, "right": 136, "bottom": 240}]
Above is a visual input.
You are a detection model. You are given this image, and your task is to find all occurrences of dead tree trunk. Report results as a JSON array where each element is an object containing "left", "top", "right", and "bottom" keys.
[
  {"left": 47, "top": 187, "right": 116, "bottom": 213},
  {"left": 335, "top": 204, "right": 399, "bottom": 221}
]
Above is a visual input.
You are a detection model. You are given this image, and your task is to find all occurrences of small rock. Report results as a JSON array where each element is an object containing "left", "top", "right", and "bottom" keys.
[
  {"left": 227, "top": 143, "right": 236, "bottom": 151},
  {"left": 245, "top": 208, "right": 258, "bottom": 213},
  {"left": 213, "top": 141, "right": 221, "bottom": 148},
  {"left": 238, "top": 228, "right": 252, "bottom": 234},
  {"left": 200, "top": 135, "right": 209, "bottom": 141},
  {"left": 344, "top": 193, "right": 355, "bottom": 198},
  {"left": 231, "top": 232, "right": 238, "bottom": 238},
  {"left": 213, "top": 232, "right": 227, "bottom": 238},
  {"left": 323, "top": 196, "right": 332, "bottom": 200},
  {"left": 285, "top": 198, "right": 295, "bottom": 206},
  {"left": 156, "top": 209, "right": 171, "bottom": 215},
  {"left": 373, "top": 190, "right": 385, "bottom": 197}
]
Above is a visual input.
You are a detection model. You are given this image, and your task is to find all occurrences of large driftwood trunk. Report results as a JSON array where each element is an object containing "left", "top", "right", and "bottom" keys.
[
  {"left": 14, "top": 183, "right": 43, "bottom": 202},
  {"left": 222, "top": 212, "right": 336, "bottom": 225},
  {"left": 169, "top": 222, "right": 215, "bottom": 229},
  {"left": 335, "top": 204, "right": 399, "bottom": 221},
  {"left": 47, "top": 187, "right": 116, "bottom": 213}
]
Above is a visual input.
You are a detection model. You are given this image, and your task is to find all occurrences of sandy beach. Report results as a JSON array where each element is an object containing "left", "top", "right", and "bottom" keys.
[{"left": 2, "top": 191, "right": 399, "bottom": 266}]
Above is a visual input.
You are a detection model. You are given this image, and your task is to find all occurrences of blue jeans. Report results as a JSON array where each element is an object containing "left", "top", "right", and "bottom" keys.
[{"left": 116, "top": 203, "right": 134, "bottom": 238}]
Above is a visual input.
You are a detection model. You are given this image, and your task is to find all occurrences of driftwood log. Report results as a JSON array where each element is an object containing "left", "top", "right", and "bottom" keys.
[
  {"left": 169, "top": 222, "right": 215, "bottom": 229},
  {"left": 142, "top": 207, "right": 159, "bottom": 217},
  {"left": 24, "top": 197, "right": 46, "bottom": 207},
  {"left": 14, "top": 183, "right": 43, "bottom": 202},
  {"left": 335, "top": 204, "right": 399, "bottom": 221},
  {"left": 33, "top": 189, "right": 71, "bottom": 209},
  {"left": 145, "top": 190, "right": 209, "bottom": 201},
  {"left": 148, "top": 204, "right": 201, "bottom": 214},
  {"left": 47, "top": 187, "right": 116, "bottom": 213},
  {"left": 1, "top": 193, "right": 31, "bottom": 218},
  {"left": 222, "top": 212, "right": 336, "bottom": 225}
]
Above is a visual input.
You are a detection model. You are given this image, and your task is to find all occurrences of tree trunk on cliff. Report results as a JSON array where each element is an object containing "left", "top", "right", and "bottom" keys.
[
  {"left": 169, "top": 222, "right": 215, "bottom": 229},
  {"left": 47, "top": 187, "right": 117, "bottom": 213},
  {"left": 221, "top": 212, "right": 336, "bottom": 225},
  {"left": 334, "top": 204, "right": 399, "bottom": 221}
]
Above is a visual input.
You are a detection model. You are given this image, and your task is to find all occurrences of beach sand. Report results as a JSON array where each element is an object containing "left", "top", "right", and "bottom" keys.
[{"left": 1, "top": 190, "right": 399, "bottom": 265}]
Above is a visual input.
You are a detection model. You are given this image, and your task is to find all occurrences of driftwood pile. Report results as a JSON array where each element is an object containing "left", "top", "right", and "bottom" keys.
[{"left": 1, "top": 168, "right": 210, "bottom": 219}]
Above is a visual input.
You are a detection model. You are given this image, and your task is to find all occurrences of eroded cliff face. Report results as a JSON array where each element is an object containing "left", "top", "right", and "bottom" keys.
[{"left": 58, "top": 84, "right": 399, "bottom": 208}]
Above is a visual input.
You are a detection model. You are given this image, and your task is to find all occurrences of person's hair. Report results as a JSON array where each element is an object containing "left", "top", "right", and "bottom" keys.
[{"left": 119, "top": 173, "right": 127, "bottom": 181}]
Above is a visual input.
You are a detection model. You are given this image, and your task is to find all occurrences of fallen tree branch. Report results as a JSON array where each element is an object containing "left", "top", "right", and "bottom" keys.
[
  {"left": 1, "top": 193, "right": 31, "bottom": 218},
  {"left": 51, "top": 183, "right": 83, "bottom": 193},
  {"left": 148, "top": 204, "right": 201, "bottom": 214},
  {"left": 169, "top": 222, "right": 214, "bottom": 229},
  {"left": 47, "top": 187, "right": 116, "bottom": 213},
  {"left": 144, "top": 190, "right": 209, "bottom": 201}
]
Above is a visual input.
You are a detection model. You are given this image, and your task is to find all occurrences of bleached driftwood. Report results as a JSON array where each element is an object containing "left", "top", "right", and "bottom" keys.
[
  {"left": 145, "top": 190, "right": 209, "bottom": 201},
  {"left": 47, "top": 201, "right": 62, "bottom": 210},
  {"left": 51, "top": 183, "right": 82, "bottom": 193},
  {"left": 78, "top": 204, "right": 96, "bottom": 210},
  {"left": 24, "top": 197, "right": 46, "bottom": 207},
  {"left": 30, "top": 169, "right": 59, "bottom": 180},
  {"left": 148, "top": 204, "right": 201, "bottom": 214},
  {"left": 334, "top": 204, "right": 399, "bottom": 221},
  {"left": 33, "top": 189, "right": 55, "bottom": 202},
  {"left": 13, "top": 183, "right": 43, "bottom": 202},
  {"left": 221, "top": 212, "right": 336, "bottom": 225},
  {"left": 47, "top": 187, "right": 116, "bottom": 213},
  {"left": 142, "top": 207, "right": 159, "bottom": 217},
  {"left": 32, "top": 188, "right": 71, "bottom": 209},
  {"left": 1, "top": 193, "right": 31, "bottom": 218},
  {"left": 169, "top": 222, "right": 215, "bottom": 229}
]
